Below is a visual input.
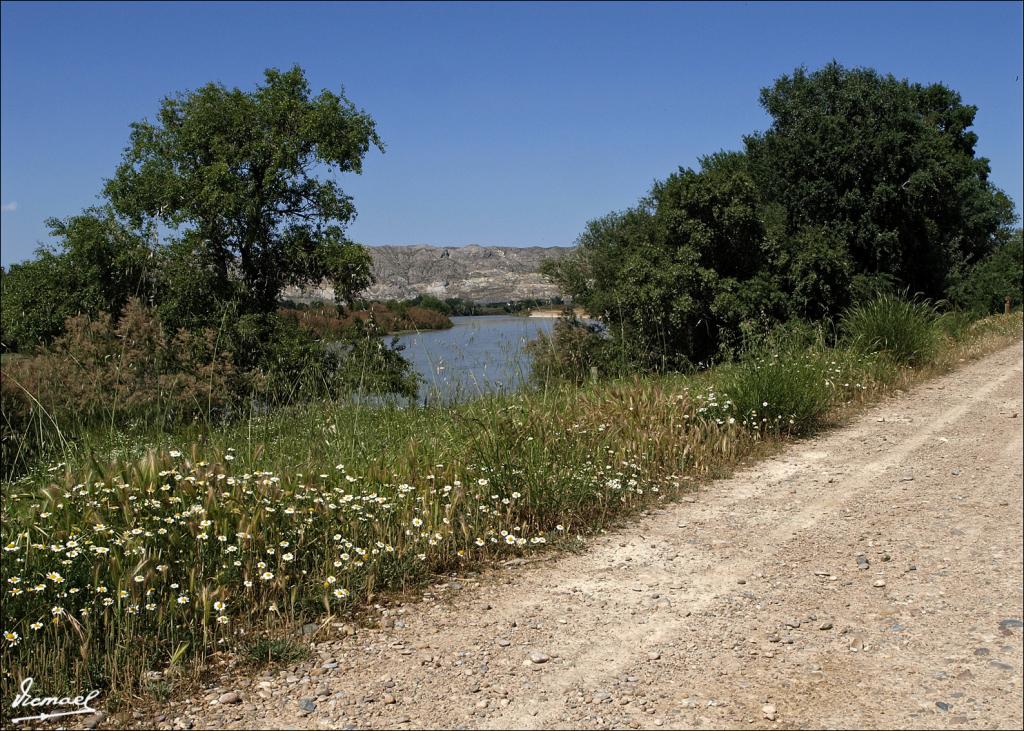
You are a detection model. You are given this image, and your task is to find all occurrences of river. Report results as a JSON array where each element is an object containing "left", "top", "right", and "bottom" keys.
[{"left": 388, "top": 315, "right": 556, "bottom": 404}]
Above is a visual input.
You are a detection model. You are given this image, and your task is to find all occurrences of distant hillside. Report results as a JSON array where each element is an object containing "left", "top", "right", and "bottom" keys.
[{"left": 285, "top": 244, "right": 573, "bottom": 304}]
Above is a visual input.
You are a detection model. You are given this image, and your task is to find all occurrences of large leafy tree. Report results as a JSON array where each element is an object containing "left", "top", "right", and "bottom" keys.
[
  {"left": 544, "top": 151, "right": 779, "bottom": 367},
  {"left": 104, "top": 65, "right": 378, "bottom": 315},
  {"left": 745, "top": 61, "right": 1015, "bottom": 304},
  {"left": 544, "top": 62, "right": 1018, "bottom": 374}
]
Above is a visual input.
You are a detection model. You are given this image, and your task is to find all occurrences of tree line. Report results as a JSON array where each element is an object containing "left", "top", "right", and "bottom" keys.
[
  {"left": 540, "top": 62, "right": 1022, "bottom": 375},
  {"left": 1, "top": 66, "right": 417, "bottom": 406}
]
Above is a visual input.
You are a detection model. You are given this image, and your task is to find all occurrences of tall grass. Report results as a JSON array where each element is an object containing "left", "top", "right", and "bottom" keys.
[
  {"left": 841, "top": 292, "right": 940, "bottom": 366},
  {"left": 0, "top": 307, "right": 1020, "bottom": 721},
  {"left": 719, "top": 335, "right": 874, "bottom": 436}
]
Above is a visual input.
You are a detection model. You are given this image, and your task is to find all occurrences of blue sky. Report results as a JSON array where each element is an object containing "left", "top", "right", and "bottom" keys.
[{"left": 2, "top": 1, "right": 1022, "bottom": 266}]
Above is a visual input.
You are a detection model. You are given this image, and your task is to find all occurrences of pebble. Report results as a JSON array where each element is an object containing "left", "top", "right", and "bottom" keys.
[
  {"left": 217, "top": 691, "right": 241, "bottom": 705},
  {"left": 873, "top": 579, "right": 886, "bottom": 588},
  {"left": 529, "top": 651, "right": 551, "bottom": 664},
  {"left": 83, "top": 713, "right": 107, "bottom": 729},
  {"left": 383, "top": 693, "right": 397, "bottom": 704},
  {"left": 496, "top": 638, "right": 511, "bottom": 647},
  {"left": 297, "top": 698, "right": 316, "bottom": 713},
  {"left": 648, "top": 651, "right": 661, "bottom": 660},
  {"left": 762, "top": 703, "right": 777, "bottom": 721},
  {"left": 819, "top": 622, "right": 833, "bottom": 631}
]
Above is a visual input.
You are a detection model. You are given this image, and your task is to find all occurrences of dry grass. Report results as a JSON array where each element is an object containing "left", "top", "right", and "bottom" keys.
[{"left": 0, "top": 311, "right": 1019, "bottom": 720}]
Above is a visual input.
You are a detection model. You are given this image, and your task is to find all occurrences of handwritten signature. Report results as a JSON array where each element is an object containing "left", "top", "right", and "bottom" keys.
[{"left": 10, "top": 676, "right": 102, "bottom": 724}]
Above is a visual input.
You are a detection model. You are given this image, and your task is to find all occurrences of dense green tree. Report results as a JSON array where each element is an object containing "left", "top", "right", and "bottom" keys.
[
  {"left": 0, "top": 207, "right": 151, "bottom": 351},
  {"left": 947, "top": 229, "right": 1023, "bottom": 314},
  {"left": 148, "top": 233, "right": 235, "bottom": 334},
  {"left": 3, "top": 67, "right": 418, "bottom": 404},
  {"left": 542, "top": 62, "right": 1017, "bottom": 375},
  {"left": 105, "top": 65, "right": 378, "bottom": 315},
  {"left": 745, "top": 62, "right": 1015, "bottom": 304},
  {"left": 543, "top": 151, "right": 778, "bottom": 367}
]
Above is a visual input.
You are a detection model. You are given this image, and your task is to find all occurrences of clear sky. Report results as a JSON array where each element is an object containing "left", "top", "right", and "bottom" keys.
[{"left": 2, "top": 1, "right": 1022, "bottom": 266}]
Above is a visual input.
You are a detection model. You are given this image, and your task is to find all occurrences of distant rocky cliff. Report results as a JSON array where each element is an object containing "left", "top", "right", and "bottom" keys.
[{"left": 286, "top": 244, "right": 573, "bottom": 304}]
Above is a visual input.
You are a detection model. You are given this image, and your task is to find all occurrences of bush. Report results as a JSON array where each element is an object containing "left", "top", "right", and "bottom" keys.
[
  {"left": 406, "top": 294, "right": 452, "bottom": 315},
  {"left": 946, "top": 229, "right": 1023, "bottom": 315},
  {"left": 280, "top": 301, "right": 453, "bottom": 340},
  {"left": 527, "top": 315, "right": 652, "bottom": 384},
  {"left": 543, "top": 153, "right": 779, "bottom": 369},
  {"left": 934, "top": 310, "right": 976, "bottom": 342},
  {"left": 217, "top": 311, "right": 419, "bottom": 405},
  {"left": 0, "top": 209, "right": 152, "bottom": 352},
  {"left": 1, "top": 300, "right": 239, "bottom": 478},
  {"left": 0, "top": 301, "right": 420, "bottom": 479},
  {"left": 527, "top": 316, "right": 609, "bottom": 384},
  {"left": 719, "top": 339, "right": 838, "bottom": 435},
  {"left": 840, "top": 293, "right": 939, "bottom": 366}
]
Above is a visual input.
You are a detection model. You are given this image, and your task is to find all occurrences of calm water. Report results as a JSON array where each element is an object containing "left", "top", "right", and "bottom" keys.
[{"left": 389, "top": 315, "right": 555, "bottom": 403}]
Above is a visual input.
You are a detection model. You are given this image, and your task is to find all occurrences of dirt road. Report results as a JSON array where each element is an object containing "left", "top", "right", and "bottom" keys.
[{"left": 147, "top": 342, "right": 1024, "bottom": 730}]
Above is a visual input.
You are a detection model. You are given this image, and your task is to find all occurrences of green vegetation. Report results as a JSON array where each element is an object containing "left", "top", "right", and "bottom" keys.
[
  {"left": 946, "top": 229, "right": 1024, "bottom": 315},
  {"left": 279, "top": 300, "right": 453, "bottom": 338},
  {"left": 841, "top": 294, "right": 941, "bottom": 367},
  {"left": 1, "top": 67, "right": 420, "bottom": 479},
  {"left": 719, "top": 338, "right": 841, "bottom": 436},
  {"left": 404, "top": 295, "right": 564, "bottom": 317},
  {"left": 0, "top": 298, "right": 420, "bottom": 480},
  {"left": 0, "top": 208, "right": 151, "bottom": 352},
  {"left": 243, "top": 638, "right": 311, "bottom": 668},
  {"left": 2, "top": 58, "right": 1023, "bottom": 722},
  {"left": 1, "top": 306, "right": 1019, "bottom": 717},
  {"left": 104, "top": 65, "right": 379, "bottom": 318},
  {"left": 542, "top": 62, "right": 1019, "bottom": 374}
]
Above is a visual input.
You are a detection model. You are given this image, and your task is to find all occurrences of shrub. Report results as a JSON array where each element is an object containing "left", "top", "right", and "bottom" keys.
[
  {"left": 220, "top": 312, "right": 419, "bottom": 405},
  {"left": 840, "top": 293, "right": 939, "bottom": 366},
  {"left": 543, "top": 153, "right": 778, "bottom": 369},
  {"left": 719, "top": 340, "right": 839, "bottom": 435},
  {"left": 526, "top": 315, "right": 651, "bottom": 384},
  {"left": 934, "top": 310, "right": 976, "bottom": 342},
  {"left": 0, "top": 208, "right": 152, "bottom": 353},
  {"left": 946, "top": 229, "right": 1023, "bottom": 315},
  {"left": 527, "top": 316, "right": 607, "bottom": 384},
  {"left": 407, "top": 294, "right": 452, "bottom": 315},
  {"left": 1, "top": 299, "right": 239, "bottom": 478},
  {"left": 280, "top": 302, "right": 452, "bottom": 340},
  {"left": 1, "top": 302, "right": 421, "bottom": 479}
]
